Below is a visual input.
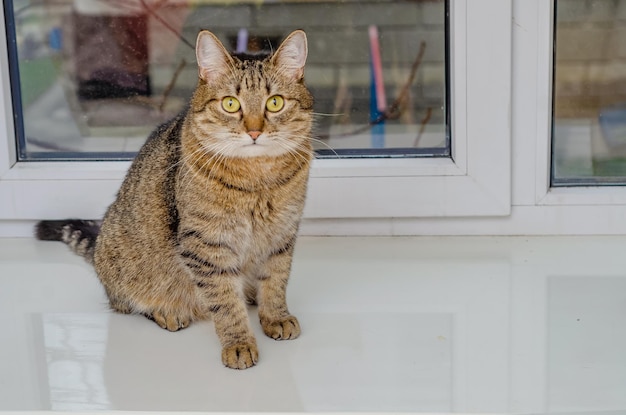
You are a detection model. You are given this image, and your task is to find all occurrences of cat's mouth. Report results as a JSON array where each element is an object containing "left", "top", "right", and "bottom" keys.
[
  {"left": 219, "top": 134, "right": 292, "bottom": 158},
  {"left": 242, "top": 133, "right": 263, "bottom": 146},
  {"left": 240, "top": 139, "right": 272, "bottom": 152}
]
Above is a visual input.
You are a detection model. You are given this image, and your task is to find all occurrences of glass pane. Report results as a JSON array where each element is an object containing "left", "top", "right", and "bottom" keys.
[
  {"left": 553, "top": 0, "right": 626, "bottom": 185},
  {"left": 5, "top": 0, "right": 448, "bottom": 161}
]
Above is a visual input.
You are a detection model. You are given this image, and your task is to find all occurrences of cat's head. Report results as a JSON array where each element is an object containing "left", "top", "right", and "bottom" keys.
[{"left": 190, "top": 30, "right": 313, "bottom": 159}]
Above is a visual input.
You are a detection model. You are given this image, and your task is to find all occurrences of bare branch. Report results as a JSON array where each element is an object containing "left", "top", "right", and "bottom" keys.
[
  {"left": 413, "top": 107, "right": 432, "bottom": 147},
  {"left": 317, "top": 41, "right": 428, "bottom": 140}
]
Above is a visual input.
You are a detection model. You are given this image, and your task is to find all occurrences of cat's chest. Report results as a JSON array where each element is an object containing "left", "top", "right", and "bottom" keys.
[
  {"left": 249, "top": 192, "right": 282, "bottom": 223},
  {"left": 184, "top": 185, "right": 300, "bottom": 238},
  {"left": 242, "top": 200, "right": 297, "bottom": 269},
  {"left": 176, "top": 159, "right": 307, "bottom": 256},
  {"left": 247, "top": 191, "right": 300, "bottom": 237}
]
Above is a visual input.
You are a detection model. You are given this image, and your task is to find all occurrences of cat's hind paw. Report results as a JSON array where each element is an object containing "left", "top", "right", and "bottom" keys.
[
  {"left": 261, "top": 315, "right": 301, "bottom": 340},
  {"left": 222, "top": 342, "right": 259, "bottom": 369}
]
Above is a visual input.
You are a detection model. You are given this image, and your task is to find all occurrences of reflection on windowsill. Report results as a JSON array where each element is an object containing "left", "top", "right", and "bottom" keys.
[{"left": 3, "top": 237, "right": 626, "bottom": 412}]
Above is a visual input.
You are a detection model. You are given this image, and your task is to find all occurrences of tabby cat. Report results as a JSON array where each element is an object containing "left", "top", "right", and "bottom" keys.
[{"left": 36, "top": 30, "right": 313, "bottom": 370}]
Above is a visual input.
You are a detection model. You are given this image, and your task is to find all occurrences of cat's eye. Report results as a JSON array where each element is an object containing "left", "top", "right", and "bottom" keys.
[
  {"left": 221, "top": 97, "right": 241, "bottom": 113},
  {"left": 266, "top": 95, "right": 284, "bottom": 113}
]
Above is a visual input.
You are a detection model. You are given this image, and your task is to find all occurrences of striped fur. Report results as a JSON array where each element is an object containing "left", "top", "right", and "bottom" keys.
[
  {"left": 35, "top": 220, "right": 100, "bottom": 263},
  {"left": 36, "top": 30, "right": 313, "bottom": 370}
]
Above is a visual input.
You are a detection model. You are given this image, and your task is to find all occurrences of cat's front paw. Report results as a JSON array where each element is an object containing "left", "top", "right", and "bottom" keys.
[
  {"left": 222, "top": 342, "right": 259, "bottom": 369},
  {"left": 149, "top": 310, "right": 191, "bottom": 332},
  {"left": 261, "top": 315, "right": 301, "bottom": 340}
]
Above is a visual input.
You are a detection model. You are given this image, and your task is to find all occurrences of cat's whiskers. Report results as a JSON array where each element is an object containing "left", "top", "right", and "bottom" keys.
[
  {"left": 177, "top": 141, "right": 227, "bottom": 193},
  {"left": 197, "top": 141, "right": 233, "bottom": 179},
  {"left": 280, "top": 141, "right": 315, "bottom": 174},
  {"left": 175, "top": 141, "right": 213, "bottom": 180},
  {"left": 177, "top": 156, "right": 206, "bottom": 194},
  {"left": 190, "top": 148, "right": 223, "bottom": 195},
  {"left": 272, "top": 139, "right": 307, "bottom": 170},
  {"left": 277, "top": 131, "right": 340, "bottom": 159},
  {"left": 175, "top": 149, "right": 207, "bottom": 190},
  {"left": 201, "top": 141, "right": 234, "bottom": 187},
  {"left": 166, "top": 142, "right": 206, "bottom": 176},
  {"left": 309, "top": 137, "right": 340, "bottom": 158}
]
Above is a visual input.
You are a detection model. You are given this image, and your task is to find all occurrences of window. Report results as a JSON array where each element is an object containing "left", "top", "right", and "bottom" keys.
[
  {"left": 552, "top": 0, "right": 626, "bottom": 185},
  {"left": 0, "top": 0, "right": 513, "bottom": 227},
  {"left": 7, "top": 0, "right": 448, "bottom": 160},
  {"left": 528, "top": 0, "right": 626, "bottom": 231}
]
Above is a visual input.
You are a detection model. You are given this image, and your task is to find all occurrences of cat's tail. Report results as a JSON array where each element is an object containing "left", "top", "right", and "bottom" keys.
[{"left": 35, "top": 220, "right": 100, "bottom": 263}]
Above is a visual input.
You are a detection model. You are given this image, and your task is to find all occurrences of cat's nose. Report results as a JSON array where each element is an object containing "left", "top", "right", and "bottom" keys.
[{"left": 248, "top": 131, "right": 262, "bottom": 140}]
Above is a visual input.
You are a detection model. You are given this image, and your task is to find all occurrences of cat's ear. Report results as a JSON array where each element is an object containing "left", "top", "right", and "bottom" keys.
[
  {"left": 196, "top": 31, "right": 235, "bottom": 82},
  {"left": 272, "top": 30, "right": 308, "bottom": 81}
]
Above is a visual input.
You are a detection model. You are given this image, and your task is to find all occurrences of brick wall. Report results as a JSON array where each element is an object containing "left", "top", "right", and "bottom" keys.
[{"left": 555, "top": 0, "right": 626, "bottom": 119}]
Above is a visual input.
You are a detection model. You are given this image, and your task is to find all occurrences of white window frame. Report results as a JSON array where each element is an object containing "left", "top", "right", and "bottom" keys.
[
  {"left": 0, "top": 0, "right": 513, "bottom": 235},
  {"left": 506, "top": 0, "right": 626, "bottom": 236}
]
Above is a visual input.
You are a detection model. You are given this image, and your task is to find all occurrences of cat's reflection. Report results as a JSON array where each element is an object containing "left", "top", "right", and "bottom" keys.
[{"left": 102, "top": 312, "right": 304, "bottom": 411}]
